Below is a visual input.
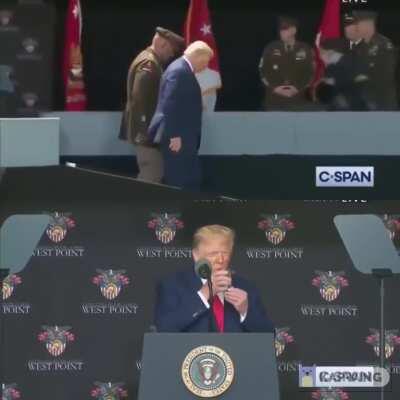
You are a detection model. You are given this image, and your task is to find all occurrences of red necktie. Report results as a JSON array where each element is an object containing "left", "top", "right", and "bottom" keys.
[{"left": 212, "top": 295, "right": 224, "bottom": 332}]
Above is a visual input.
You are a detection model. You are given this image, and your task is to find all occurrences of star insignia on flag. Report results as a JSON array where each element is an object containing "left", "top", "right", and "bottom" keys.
[{"left": 200, "top": 24, "right": 212, "bottom": 36}]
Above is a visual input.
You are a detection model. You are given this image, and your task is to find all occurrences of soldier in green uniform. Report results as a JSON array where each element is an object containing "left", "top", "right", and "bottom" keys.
[
  {"left": 119, "top": 27, "right": 184, "bottom": 183},
  {"left": 343, "top": 13, "right": 363, "bottom": 54},
  {"left": 353, "top": 11, "right": 398, "bottom": 110},
  {"left": 259, "top": 16, "right": 315, "bottom": 110}
]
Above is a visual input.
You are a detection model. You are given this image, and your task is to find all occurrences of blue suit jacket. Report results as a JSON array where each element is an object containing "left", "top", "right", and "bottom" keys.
[
  {"left": 148, "top": 57, "right": 202, "bottom": 153},
  {"left": 155, "top": 269, "right": 275, "bottom": 333}
]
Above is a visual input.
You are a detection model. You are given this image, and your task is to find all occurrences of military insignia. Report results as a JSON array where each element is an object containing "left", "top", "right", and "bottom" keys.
[
  {"left": 92, "top": 269, "right": 130, "bottom": 300},
  {"left": 366, "top": 329, "right": 400, "bottom": 359},
  {"left": 312, "top": 271, "right": 349, "bottom": 302},
  {"left": 379, "top": 214, "right": 400, "bottom": 240},
  {"left": 311, "top": 388, "right": 350, "bottom": 400},
  {"left": 45, "top": 212, "right": 76, "bottom": 243},
  {"left": 90, "top": 382, "right": 128, "bottom": 399},
  {"left": 386, "top": 41, "right": 394, "bottom": 50},
  {"left": 368, "top": 45, "right": 379, "bottom": 56},
  {"left": 272, "top": 49, "right": 282, "bottom": 56},
  {"left": 1, "top": 383, "right": 21, "bottom": 400},
  {"left": 182, "top": 346, "right": 234, "bottom": 398},
  {"left": 258, "top": 214, "right": 295, "bottom": 245},
  {"left": 2, "top": 274, "right": 22, "bottom": 300},
  {"left": 22, "top": 92, "right": 39, "bottom": 108},
  {"left": 0, "top": 10, "right": 13, "bottom": 27},
  {"left": 140, "top": 60, "right": 154, "bottom": 73},
  {"left": 296, "top": 49, "right": 306, "bottom": 60},
  {"left": 148, "top": 213, "right": 184, "bottom": 244},
  {"left": 22, "top": 37, "right": 38, "bottom": 54},
  {"left": 38, "top": 325, "right": 75, "bottom": 357},
  {"left": 275, "top": 327, "right": 294, "bottom": 357}
]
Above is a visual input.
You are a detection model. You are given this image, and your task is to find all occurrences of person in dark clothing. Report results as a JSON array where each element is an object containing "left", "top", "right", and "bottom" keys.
[{"left": 317, "top": 38, "right": 371, "bottom": 111}]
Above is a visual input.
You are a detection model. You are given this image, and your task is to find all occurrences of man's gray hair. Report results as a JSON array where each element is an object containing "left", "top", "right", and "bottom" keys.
[{"left": 184, "top": 40, "right": 214, "bottom": 59}]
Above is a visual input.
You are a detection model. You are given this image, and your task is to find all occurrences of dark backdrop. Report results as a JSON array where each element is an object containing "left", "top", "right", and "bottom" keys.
[{"left": 39, "top": 0, "right": 400, "bottom": 110}]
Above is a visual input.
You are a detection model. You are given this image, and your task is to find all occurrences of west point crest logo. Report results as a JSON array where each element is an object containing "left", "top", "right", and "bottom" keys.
[
  {"left": 311, "top": 389, "right": 349, "bottom": 400},
  {"left": 2, "top": 274, "right": 22, "bottom": 300},
  {"left": 380, "top": 214, "right": 400, "bottom": 240},
  {"left": 92, "top": 269, "right": 130, "bottom": 300},
  {"left": 1, "top": 383, "right": 21, "bottom": 400},
  {"left": 38, "top": 326, "right": 75, "bottom": 357},
  {"left": 22, "top": 92, "right": 39, "bottom": 108},
  {"left": 148, "top": 213, "right": 184, "bottom": 244},
  {"left": 275, "top": 327, "right": 294, "bottom": 357},
  {"left": 22, "top": 37, "right": 38, "bottom": 54},
  {"left": 312, "top": 271, "right": 349, "bottom": 302},
  {"left": 45, "top": 212, "right": 76, "bottom": 243},
  {"left": 258, "top": 214, "right": 295, "bottom": 245},
  {"left": 366, "top": 329, "right": 400, "bottom": 359},
  {"left": 90, "top": 382, "right": 128, "bottom": 399}
]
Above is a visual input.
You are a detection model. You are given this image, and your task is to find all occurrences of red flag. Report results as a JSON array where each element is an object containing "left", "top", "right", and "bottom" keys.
[
  {"left": 63, "top": 0, "right": 87, "bottom": 111},
  {"left": 313, "top": 0, "right": 341, "bottom": 91},
  {"left": 184, "top": 0, "right": 222, "bottom": 94}
]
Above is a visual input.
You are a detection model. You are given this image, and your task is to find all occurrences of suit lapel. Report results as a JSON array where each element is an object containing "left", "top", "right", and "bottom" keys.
[{"left": 224, "top": 301, "right": 240, "bottom": 332}]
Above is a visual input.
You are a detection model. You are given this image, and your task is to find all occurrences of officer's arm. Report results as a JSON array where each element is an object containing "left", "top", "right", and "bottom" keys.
[
  {"left": 154, "top": 279, "right": 209, "bottom": 332},
  {"left": 297, "top": 46, "right": 315, "bottom": 92},
  {"left": 259, "top": 46, "right": 272, "bottom": 87},
  {"left": 378, "top": 41, "right": 397, "bottom": 85},
  {"left": 130, "top": 62, "right": 159, "bottom": 134}
]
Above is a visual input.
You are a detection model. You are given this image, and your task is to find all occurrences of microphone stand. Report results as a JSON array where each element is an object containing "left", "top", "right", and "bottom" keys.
[{"left": 207, "top": 278, "right": 215, "bottom": 332}]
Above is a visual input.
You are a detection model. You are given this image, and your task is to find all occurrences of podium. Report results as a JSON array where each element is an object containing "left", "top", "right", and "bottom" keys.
[{"left": 138, "top": 333, "right": 280, "bottom": 399}]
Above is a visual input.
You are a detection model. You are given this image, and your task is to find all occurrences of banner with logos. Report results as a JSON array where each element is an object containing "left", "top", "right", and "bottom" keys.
[
  {"left": 0, "top": 4, "right": 55, "bottom": 116},
  {"left": 1, "top": 168, "right": 400, "bottom": 400}
]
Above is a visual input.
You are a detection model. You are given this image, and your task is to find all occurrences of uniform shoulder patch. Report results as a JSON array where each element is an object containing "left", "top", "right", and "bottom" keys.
[
  {"left": 386, "top": 41, "right": 394, "bottom": 50},
  {"left": 138, "top": 60, "right": 155, "bottom": 73}
]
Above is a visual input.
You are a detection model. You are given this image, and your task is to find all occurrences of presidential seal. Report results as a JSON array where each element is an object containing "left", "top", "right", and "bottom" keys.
[{"left": 181, "top": 345, "right": 234, "bottom": 398}]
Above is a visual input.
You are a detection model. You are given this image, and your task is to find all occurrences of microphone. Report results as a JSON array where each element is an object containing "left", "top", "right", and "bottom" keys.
[
  {"left": 194, "top": 259, "right": 215, "bottom": 332},
  {"left": 194, "top": 259, "right": 211, "bottom": 280}
]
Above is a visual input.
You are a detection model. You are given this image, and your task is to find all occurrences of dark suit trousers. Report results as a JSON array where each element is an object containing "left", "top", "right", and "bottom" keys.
[{"left": 162, "top": 144, "right": 201, "bottom": 191}]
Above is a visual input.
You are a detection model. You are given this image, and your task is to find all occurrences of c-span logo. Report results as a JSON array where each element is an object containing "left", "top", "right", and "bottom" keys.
[
  {"left": 181, "top": 346, "right": 234, "bottom": 398},
  {"left": 316, "top": 167, "right": 374, "bottom": 187}
]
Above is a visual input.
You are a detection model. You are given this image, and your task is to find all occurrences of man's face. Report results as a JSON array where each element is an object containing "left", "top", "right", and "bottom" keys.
[
  {"left": 159, "top": 39, "right": 175, "bottom": 63},
  {"left": 344, "top": 24, "right": 360, "bottom": 42},
  {"left": 192, "top": 54, "right": 211, "bottom": 73},
  {"left": 279, "top": 26, "right": 297, "bottom": 43},
  {"left": 192, "top": 235, "right": 233, "bottom": 272},
  {"left": 357, "top": 20, "right": 376, "bottom": 39}
]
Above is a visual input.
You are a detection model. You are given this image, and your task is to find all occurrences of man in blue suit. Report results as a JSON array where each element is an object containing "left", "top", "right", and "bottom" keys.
[
  {"left": 148, "top": 41, "right": 214, "bottom": 191},
  {"left": 155, "top": 225, "right": 274, "bottom": 333}
]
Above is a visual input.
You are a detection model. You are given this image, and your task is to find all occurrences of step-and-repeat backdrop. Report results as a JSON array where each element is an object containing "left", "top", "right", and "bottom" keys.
[
  {"left": 0, "top": 3, "right": 55, "bottom": 116},
  {"left": 1, "top": 169, "right": 399, "bottom": 400}
]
